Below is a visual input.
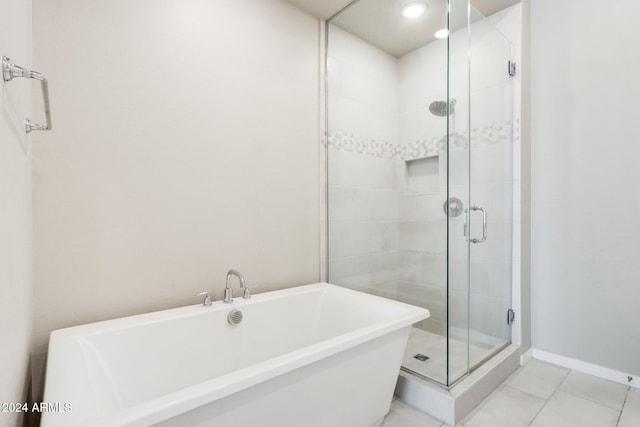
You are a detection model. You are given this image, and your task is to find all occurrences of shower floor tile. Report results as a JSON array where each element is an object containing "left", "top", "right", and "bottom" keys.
[{"left": 401, "top": 327, "right": 504, "bottom": 385}]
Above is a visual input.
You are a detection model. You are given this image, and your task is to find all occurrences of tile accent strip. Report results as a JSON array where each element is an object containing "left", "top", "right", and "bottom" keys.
[{"left": 326, "top": 122, "right": 513, "bottom": 160}]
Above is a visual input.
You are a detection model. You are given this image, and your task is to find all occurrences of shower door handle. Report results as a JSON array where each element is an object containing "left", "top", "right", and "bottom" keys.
[{"left": 464, "top": 206, "right": 487, "bottom": 244}]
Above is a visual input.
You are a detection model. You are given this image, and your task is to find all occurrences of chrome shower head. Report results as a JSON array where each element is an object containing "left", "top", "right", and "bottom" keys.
[{"left": 428, "top": 99, "right": 456, "bottom": 117}]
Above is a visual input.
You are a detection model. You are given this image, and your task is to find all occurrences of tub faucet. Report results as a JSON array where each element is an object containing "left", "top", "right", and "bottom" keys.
[
  {"left": 224, "top": 269, "right": 250, "bottom": 303},
  {"left": 196, "top": 291, "right": 212, "bottom": 306}
]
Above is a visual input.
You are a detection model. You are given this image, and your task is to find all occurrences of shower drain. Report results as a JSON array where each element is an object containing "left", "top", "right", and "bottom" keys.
[{"left": 413, "top": 353, "right": 430, "bottom": 362}]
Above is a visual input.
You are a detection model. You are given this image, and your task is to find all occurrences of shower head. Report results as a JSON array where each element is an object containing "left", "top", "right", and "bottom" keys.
[{"left": 428, "top": 99, "right": 456, "bottom": 117}]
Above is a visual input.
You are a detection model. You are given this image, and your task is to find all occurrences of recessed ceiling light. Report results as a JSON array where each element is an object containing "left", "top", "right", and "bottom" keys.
[
  {"left": 401, "top": 2, "right": 427, "bottom": 19},
  {"left": 435, "top": 28, "right": 449, "bottom": 38}
]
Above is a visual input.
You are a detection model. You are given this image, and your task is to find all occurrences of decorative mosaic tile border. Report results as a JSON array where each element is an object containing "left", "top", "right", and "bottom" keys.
[
  {"left": 326, "top": 122, "right": 513, "bottom": 160},
  {"left": 324, "top": 132, "right": 401, "bottom": 159}
]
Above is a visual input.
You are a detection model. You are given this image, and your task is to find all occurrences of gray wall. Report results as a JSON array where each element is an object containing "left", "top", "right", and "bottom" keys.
[
  {"left": 519, "top": 0, "right": 531, "bottom": 355},
  {"left": 32, "top": 0, "right": 321, "bottom": 397},
  {"left": 531, "top": 0, "right": 640, "bottom": 375},
  {"left": 0, "top": 1, "right": 33, "bottom": 426}
]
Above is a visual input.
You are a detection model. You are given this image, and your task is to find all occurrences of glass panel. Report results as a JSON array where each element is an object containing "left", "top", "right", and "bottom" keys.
[
  {"left": 446, "top": 0, "right": 471, "bottom": 386},
  {"left": 326, "top": 0, "right": 456, "bottom": 386},
  {"left": 394, "top": 2, "right": 450, "bottom": 385},
  {"left": 325, "top": 19, "right": 402, "bottom": 301},
  {"left": 467, "top": 7, "right": 515, "bottom": 368}
]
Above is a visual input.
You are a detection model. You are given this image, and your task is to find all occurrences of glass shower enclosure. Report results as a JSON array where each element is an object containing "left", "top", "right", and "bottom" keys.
[{"left": 326, "top": 0, "right": 515, "bottom": 387}]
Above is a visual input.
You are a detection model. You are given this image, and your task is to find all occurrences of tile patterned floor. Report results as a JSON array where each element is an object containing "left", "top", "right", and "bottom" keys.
[
  {"left": 383, "top": 359, "right": 639, "bottom": 427},
  {"left": 402, "top": 328, "right": 506, "bottom": 385}
]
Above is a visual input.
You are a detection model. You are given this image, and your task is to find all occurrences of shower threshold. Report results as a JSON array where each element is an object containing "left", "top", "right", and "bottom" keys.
[{"left": 395, "top": 342, "right": 520, "bottom": 425}]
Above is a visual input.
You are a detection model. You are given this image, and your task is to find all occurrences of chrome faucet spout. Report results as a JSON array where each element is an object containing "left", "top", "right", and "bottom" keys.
[{"left": 224, "top": 269, "right": 246, "bottom": 303}]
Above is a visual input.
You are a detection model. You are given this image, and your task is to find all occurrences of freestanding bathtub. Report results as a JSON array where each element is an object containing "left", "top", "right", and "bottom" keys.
[{"left": 41, "top": 283, "right": 429, "bottom": 427}]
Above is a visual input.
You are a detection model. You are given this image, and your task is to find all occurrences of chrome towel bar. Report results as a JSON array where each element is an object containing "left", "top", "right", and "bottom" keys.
[{"left": 2, "top": 56, "right": 52, "bottom": 133}]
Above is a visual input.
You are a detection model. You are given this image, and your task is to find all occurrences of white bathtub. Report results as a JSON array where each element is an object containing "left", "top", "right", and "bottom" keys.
[{"left": 41, "top": 283, "right": 429, "bottom": 427}]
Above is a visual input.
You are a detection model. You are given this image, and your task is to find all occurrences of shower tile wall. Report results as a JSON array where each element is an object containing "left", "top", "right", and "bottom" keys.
[
  {"left": 328, "top": 25, "right": 400, "bottom": 299},
  {"left": 396, "top": 36, "right": 450, "bottom": 336},
  {"left": 328, "top": 4, "right": 520, "bottom": 345}
]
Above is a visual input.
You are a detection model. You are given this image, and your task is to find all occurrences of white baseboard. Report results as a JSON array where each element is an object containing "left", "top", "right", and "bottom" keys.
[
  {"left": 520, "top": 347, "right": 532, "bottom": 366},
  {"left": 532, "top": 348, "right": 638, "bottom": 389}
]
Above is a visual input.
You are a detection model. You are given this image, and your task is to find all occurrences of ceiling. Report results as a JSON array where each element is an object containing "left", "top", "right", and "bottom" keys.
[
  {"left": 284, "top": 0, "right": 521, "bottom": 57},
  {"left": 285, "top": 0, "right": 520, "bottom": 20},
  {"left": 284, "top": 0, "right": 350, "bottom": 20}
]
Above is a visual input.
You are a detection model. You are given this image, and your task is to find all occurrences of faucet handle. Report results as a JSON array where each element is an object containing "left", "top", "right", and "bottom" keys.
[
  {"left": 242, "top": 284, "right": 258, "bottom": 299},
  {"left": 196, "top": 291, "right": 212, "bottom": 306}
]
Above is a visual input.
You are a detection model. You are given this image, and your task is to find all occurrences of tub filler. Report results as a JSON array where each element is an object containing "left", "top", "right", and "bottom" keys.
[{"left": 42, "top": 283, "right": 429, "bottom": 427}]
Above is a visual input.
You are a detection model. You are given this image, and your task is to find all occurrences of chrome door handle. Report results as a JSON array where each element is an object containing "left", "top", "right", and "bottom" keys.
[{"left": 464, "top": 206, "right": 487, "bottom": 243}]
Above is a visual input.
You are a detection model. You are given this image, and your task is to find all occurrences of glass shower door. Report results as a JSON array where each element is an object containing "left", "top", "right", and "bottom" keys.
[
  {"left": 325, "top": 0, "right": 514, "bottom": 389},
  {"left": 446, "top": 0, "right": 471, "bottom": 386},
  {"left": 467, "top": 16, "right": 515, "bottom": 369},
  {"left": 447, "top": 0, "right": 516, "bottom": 383}
]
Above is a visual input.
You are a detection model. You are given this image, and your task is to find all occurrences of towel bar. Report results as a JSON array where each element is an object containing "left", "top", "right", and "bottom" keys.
[{"left": 2, "top": 56, "right": 52, "bottom": 133}]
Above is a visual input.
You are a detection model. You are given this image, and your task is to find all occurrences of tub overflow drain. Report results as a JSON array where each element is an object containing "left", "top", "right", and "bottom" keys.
[
  {"left": 413, "top": 354, "right": 429, "bottom": 362},
  {"left": 227, "top": 309, "right": 243, "bottom": 325}
]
